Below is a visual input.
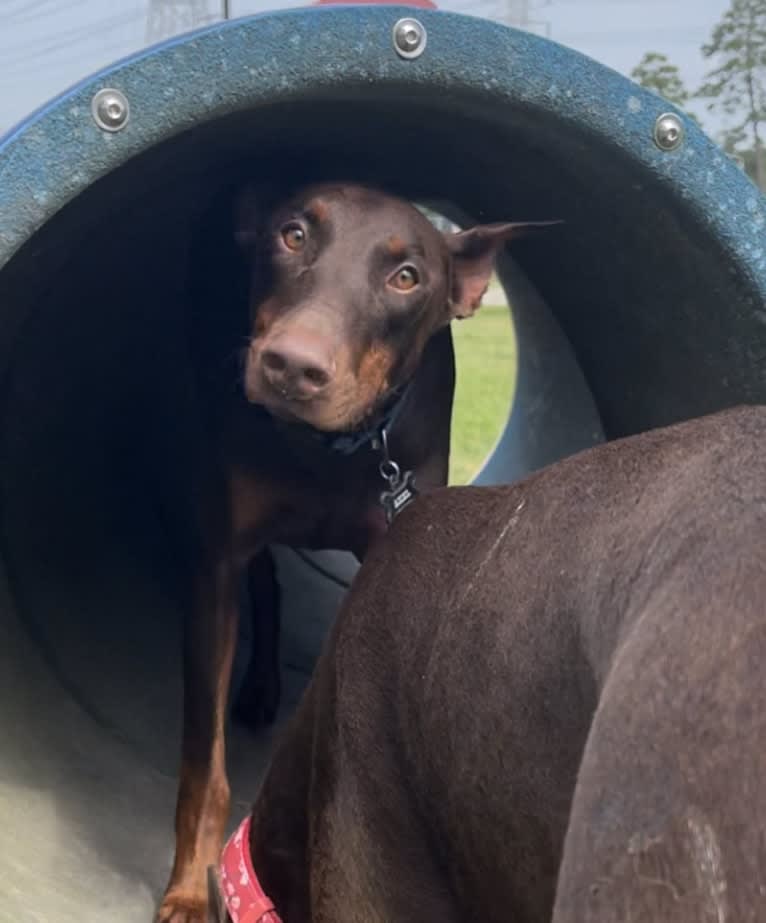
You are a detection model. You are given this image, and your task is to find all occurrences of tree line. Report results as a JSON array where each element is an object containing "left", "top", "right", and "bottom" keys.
[{"left": 631, "top": 0, "right": 766, "bottom": 189}]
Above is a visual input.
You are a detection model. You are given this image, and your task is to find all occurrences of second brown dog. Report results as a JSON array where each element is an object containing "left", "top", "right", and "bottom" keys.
[{"left": 214, "top": 404, "right": 766, "bottom": 923}]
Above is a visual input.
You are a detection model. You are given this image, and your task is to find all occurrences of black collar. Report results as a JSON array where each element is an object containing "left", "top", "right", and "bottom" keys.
[{"left": 258, "top": 379, "right": 414, "bottom": 457}]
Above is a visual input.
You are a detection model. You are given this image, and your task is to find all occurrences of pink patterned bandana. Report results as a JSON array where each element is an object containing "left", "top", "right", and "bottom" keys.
[{"left": 219, "top": 816, "right": 283, "bottom": 923}]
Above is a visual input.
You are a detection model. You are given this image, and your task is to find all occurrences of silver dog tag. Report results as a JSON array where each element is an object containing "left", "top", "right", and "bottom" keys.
[
  {"left": 376, "top": 425, "right": 419, "bottom": 524},
  {"left": 380, "top": 469, "right": 419, "bottom": 524}
]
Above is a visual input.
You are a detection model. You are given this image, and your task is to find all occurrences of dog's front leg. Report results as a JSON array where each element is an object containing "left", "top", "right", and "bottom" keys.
[
  {"left": 232, "top": 547, "right": 282, "bottom": 731},
  {"left": 158, "top": 551, "right": 240, "bottom": 923}
]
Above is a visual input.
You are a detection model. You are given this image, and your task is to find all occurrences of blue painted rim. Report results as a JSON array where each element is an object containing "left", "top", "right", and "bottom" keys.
[{"left": 1, "top": 5, "right": 764, "bottom": 292}]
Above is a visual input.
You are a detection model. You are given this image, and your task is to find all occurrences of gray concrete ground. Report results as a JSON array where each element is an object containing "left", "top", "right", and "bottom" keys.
[{"left": 0, "top": 545, "right": 352, "bottom": 922}]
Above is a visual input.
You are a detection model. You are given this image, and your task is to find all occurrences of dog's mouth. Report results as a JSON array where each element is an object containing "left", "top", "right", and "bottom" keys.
[
  {"left": 247, "top": 372, "right": 410, "bottom": 443},
  {"left": 256, "top": 386, "right": 392, "bottom": 433},
  {"left": 263, "top": 381, "right": 318, "bottom": 406}
]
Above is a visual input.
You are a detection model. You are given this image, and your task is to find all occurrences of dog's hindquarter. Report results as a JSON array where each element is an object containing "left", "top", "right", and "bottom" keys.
[
  {"left": 541, "top": 405, "right": 766, "bottom": 920},
  {"left": 553, "top": 536, "right": 766, "bottom": 922}
]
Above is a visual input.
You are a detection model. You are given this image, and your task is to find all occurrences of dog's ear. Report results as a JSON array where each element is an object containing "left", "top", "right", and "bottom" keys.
[
  {"left": 446, "top": 220, "right": 562, "bottom": 319},
  {"left": 207, "top": 865, "right": 228, "bottom": 923},
  {"left": 234, "top": 185, "right": 263, "bottom": 252}
]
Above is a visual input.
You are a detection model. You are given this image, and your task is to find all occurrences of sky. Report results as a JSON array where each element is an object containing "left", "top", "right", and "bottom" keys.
[{"left": 0, "top": 0, "right": 731, "bottom": 139}]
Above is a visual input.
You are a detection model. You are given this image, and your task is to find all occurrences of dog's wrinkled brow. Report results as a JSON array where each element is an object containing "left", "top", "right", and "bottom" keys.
[
  {"left": 381, "top": 237, "right": 425, "bottom": 261},
  {"left": 386, "top": 236, "right": 408, "bottom": 260},
  {"left": 304, "top": 198, "right": 329, "bottom": 225}
]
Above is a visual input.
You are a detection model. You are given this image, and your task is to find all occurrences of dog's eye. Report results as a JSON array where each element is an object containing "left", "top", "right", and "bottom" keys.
[
  {"left": 281, "top": 223, "right": 306, "bottom": 251},
  {"left": 389, "top": 265, "right": 420, "bottom": 292}
]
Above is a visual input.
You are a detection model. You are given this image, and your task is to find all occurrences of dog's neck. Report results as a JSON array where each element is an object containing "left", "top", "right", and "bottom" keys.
[{"left": 260, "top": 378, "right": 414, "bottom": 458}]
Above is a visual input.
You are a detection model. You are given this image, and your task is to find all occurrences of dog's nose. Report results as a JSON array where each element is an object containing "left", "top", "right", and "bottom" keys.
[{"left": 261, "top": 338, "right": 333, "bottom": 400}]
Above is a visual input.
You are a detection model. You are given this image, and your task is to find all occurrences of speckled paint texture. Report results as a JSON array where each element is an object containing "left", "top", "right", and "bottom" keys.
[{"left": 1, "top": 5, "right": 764, "bottom": 275}]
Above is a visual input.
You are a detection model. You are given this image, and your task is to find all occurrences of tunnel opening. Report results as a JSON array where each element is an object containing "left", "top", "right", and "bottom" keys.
[{"left": 0, "top": 8, "right": 765, "bottom": 918}]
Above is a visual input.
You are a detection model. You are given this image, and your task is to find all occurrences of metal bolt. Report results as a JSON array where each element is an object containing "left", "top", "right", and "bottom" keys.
[
  {"left": 91, "top": 88, "right": 130, "bottom": 133},
  {"left": 393, "top": 17, "right": 427, "bottom": 60},
  {"left": 653, "top": 112, "right": 684, "bottom": 152}
]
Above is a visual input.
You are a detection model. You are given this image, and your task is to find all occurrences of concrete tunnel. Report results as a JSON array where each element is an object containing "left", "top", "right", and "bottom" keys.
[{"left": 1, "top": 5, "right": 765, "bottom": 920}]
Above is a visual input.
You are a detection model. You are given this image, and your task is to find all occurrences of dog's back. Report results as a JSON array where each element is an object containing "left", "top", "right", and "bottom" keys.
[{"left": 248, "top": 404, "right": 766, "bottom": 922}]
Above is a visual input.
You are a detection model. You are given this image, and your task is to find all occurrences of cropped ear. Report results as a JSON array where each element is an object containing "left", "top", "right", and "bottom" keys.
[
  {"left": 233, "top": 184, "right": 263, "bottom": 252},
  {"left": 446, "top": 220, "right": 563, "bottom": 319}
]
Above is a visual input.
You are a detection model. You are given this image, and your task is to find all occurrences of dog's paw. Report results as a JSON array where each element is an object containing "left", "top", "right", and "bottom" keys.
[{"left": 156, "top": 891, "right": 209, "bottom": 923}]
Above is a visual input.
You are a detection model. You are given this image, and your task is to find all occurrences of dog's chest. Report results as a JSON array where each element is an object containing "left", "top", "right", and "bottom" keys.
[
  {"left": 229, "top": 462, "right": 385, "bottom": 555},
  {"left": 223, "top": 399, "right": 416, "bottom": 553}
]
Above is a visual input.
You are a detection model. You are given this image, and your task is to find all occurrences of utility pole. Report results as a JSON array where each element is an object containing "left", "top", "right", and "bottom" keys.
[
  {"left": 507, "top": 0, "right": 529, "bottom": 25},
  {"left": 146, "top": 0, "right": 224, "bottom": 43},
  {"left": 500, "top": 0, "right": 550, "bottom": 37}
]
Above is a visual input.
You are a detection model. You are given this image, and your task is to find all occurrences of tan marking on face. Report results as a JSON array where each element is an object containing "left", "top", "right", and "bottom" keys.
[
  {"left": 357, "top": 341, "right": 395, "bottom": 401},
  {"left": 386, "top": 235, "right": 408, "bottom": 260},
  {"left": 305, "top": 197, "right": 329, "bottom": 224}
]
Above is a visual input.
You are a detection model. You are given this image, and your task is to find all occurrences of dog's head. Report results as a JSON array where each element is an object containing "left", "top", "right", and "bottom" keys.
[{"left": 236, "top": 182, "right": 557, "bottom": 432}]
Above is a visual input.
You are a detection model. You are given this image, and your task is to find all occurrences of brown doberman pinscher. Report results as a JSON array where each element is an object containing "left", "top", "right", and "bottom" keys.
[
  {"left": 210, "top": 404, "right": 766, "bottom": 923},
  {"left": 157, "top": 181, "right": 557, "bottom": 921}
]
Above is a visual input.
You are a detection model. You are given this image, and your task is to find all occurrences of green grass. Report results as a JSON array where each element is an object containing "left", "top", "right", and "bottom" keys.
[{"left": 449, "top": 303, "right": 517, "bottom": 485}]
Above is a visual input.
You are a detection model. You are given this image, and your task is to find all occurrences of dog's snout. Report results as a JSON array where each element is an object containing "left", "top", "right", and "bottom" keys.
[{"left": 260, "top": 336, "right": 334, "bottom": 401}]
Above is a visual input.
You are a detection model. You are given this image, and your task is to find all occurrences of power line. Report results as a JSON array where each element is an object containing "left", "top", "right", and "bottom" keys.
[
  {"left": 0, "top": 0, "right": 59, "bottom": 15},
  {"left": 3, "top": 0, "right": 91, "bottom": 27},
  {"left": 460, "top": 0, "right": 551, "bottom": 34},
  {"left": 559, "top": 26, "right": 709, "bottom": 44},
  {"left": 0, "top": 33, "right": 142, "bottom": 81},
  {"left": 145, "top": 0, "right": 222, "bottom": 43},
  {"left": 0, "top": 10, "right": 144, "bottom": 67}
]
